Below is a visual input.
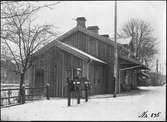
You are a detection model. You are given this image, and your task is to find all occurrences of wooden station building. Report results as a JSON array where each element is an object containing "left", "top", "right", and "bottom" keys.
[{"left": 27, "top": 17, "right": 148, "bottom": 97}]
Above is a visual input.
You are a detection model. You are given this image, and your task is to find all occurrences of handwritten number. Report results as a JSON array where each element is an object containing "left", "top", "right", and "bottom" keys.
[
  {"left": 139, "top": 111, "right": 161, "bottom": 118},
  {"left": 151, "top": 112, "right": 161, "bottom": 118},
  {"left": 151, "top": 113, "right": 155, "bottom": 118}
]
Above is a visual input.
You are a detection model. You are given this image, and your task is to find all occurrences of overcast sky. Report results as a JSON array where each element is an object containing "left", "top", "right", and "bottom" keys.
[{"left": 33, "top": 1, "right": 166, "bottom": 74}]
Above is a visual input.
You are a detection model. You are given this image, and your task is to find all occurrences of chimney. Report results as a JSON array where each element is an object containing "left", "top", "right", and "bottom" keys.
[
  {"left": 87, "top": 26, "right": 99, "bottom": 34},
  {"left": 76, "top": 17, "right": 86, "bottom": 28},
  {"left": 101, "top": 34, "right": 109, "bottom": 38}
]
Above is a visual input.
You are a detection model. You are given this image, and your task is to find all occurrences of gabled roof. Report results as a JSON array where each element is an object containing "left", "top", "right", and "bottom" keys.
[
  {"left": 32, "top": 26, "right": 142, "bottom": 66},
  {"left": 58, "top": 26, "right": 129, "bottom": 50},
  {"left": 33, "top": 40, "right": 107, "bottom": 64},
  {"left": 34, "top": 26, "right": 129, "bottom": 56}
]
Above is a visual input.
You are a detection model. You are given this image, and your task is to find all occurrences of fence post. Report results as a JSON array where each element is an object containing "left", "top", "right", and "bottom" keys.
[
  {"left": 1, "top": 98, "right": 4, "bottom": 107},
  {"left": 67, "top": 78, "right": 71, "bottom": 106},
  {"left": 46, "top": 83, "right": 50, "bottom": 100},
  {"left": 67, "top": 87, "right": 71, "bottom": 106},
  {"left": 8, "top": 89, "right": 11, "bottom": 104},
  {"left": 85, "top": 86, "right": 88, "bottom": 102},
  {"left": 21, "top": 84, "right": 25, "bottom": 104},
  {"left": 77, "top": 87, "right": 80, "bottom": 104}
]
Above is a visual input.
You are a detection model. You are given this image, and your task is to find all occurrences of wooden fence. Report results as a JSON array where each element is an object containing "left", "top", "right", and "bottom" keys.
[{"left": 1, "top": 84, "right": 50, "bottom": 108}]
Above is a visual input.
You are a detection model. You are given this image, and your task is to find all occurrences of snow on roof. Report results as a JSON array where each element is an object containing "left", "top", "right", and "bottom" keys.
[
  {"left": 54, "top": 40, "right": 107, "bottom": 64},
  {"left": 32, "top": 26, "right": 138, "bottom": 65},
  {"left": 33, "top": 26, "right": 130, "bottom": 57},
  {"left": 110, "top": 37, "right": 132, "bottom": 45}
]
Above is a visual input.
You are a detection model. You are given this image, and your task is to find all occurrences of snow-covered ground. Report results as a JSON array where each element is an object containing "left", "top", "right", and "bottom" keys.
[{"left": 1, "top": 85, "right": 166, "bottom": 121}]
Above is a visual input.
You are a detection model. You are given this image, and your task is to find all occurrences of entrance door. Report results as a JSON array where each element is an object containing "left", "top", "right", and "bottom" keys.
[
  {"left": 94, "top": 66, "right": 99, "bottom": 95},
  {"left": 94, "top": 65, "right": 103, "bottom": 95},
  {"left": 54, "top": 65, "right": 57, "bottom": 97},
  {"left": 89, "top": 64, "right": 96, "bottom": 95},
  {"left": 90, "top": 64, "right": 102, "bottom": 95},
  {"left": 35, "top": 68, "right": 44, "bottom": 95}
]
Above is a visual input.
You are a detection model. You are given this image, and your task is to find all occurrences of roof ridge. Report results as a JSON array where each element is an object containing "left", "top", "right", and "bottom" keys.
[
  {"left": 32, "top": 26, "right": 139, "bottom": 65},
  {"left": 32, "top": 27, "right": 79, "bottom": 56},
  {"left": 77, "top": 26, "right": 130, "bottom": 53}
]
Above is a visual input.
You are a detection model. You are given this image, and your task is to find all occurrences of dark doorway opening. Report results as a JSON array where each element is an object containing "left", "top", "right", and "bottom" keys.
[{"left": 35, "top": 68, "right": 44, "bottom": 96}]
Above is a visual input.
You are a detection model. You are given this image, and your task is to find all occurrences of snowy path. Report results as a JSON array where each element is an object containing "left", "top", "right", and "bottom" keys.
[{"left": 1, "top": 85, "right": 166, "bottom": 121}]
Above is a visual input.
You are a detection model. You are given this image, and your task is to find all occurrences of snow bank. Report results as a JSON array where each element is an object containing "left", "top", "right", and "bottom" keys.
[{"left": 1, "top": 86, "right": 166, "bottom": 121}]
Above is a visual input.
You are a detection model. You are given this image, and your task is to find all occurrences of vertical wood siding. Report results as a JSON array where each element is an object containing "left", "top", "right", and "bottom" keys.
[
  {"left": 31, "top": 29, "right": 136, "bottom": 97},
  {"left": 62, "top": 31, "right": 115, "bottom": 94},
  {"left": 32, "top": 45, "right": 89, "bottom": 97}
]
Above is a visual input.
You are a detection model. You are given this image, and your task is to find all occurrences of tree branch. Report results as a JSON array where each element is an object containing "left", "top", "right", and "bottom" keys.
[{"left": 3, "top": 39, "right": 21, "bottom": 72}]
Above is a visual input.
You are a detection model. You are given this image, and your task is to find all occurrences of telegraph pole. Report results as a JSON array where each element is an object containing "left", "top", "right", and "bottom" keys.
[
  {"left": 113, "top": 0, "right": 118, "bottom": 98},
  {"left": 159, "top": 63, "right": 162, "bottom": 84},
  {"left": 156, "top": 59, "right": 158, "bottom": 73},
  {"left": 160, "top": 63, "right": 161, "bottom": 76},
  {"left": 156, "top": 59, "right": 159, "bottom": 83}
]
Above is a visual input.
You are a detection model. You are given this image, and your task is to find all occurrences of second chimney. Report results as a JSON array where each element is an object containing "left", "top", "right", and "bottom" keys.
[
  {"left": 76, "top": 17, "right": 86, "bottom": 28},
  {"left": 87, "top": 26, "right": 99, "bottom": 34}
]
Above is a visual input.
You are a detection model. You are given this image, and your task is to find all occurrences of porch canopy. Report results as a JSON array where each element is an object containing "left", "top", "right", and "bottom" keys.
[
  {"left": 54, "top": 40, "right": 107, "bottom": 65},
  {"left": 32, "top": 39, "right": 107, "bottom": 65},
  {"left": 119, "top": 55, "right": 150, "bottom": 71}
]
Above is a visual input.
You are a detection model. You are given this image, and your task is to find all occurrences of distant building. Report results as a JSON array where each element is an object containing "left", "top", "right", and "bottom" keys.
[
  {"left": 27, "top": 17, "right": 148, "bottom": 97},
  {"left": 1, "top": 59, "right": 20, "bottom": 84}
]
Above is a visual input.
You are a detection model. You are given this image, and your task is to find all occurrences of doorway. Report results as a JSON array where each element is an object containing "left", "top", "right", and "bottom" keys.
[{"left": 35, "top": 68, "right": 44, "bottom": 95}]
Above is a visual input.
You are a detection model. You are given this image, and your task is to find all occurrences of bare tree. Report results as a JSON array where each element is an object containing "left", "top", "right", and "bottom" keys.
[
  {"left": 1, "top": 1, "right": 59, "bottom": 103},
  {"left": 120, "top": 18, "right": 158, "bottom": 67},
  {"left": 1, "top": 1, "right": 60, "bottom": 19},
  {"left": 1, "top": 44, "right": 13, "bottom": 83}
]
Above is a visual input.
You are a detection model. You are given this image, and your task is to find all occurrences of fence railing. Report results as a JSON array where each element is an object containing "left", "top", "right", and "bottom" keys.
[{"left": 1, "top": 84, "right": 50, "bottom": 108}]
